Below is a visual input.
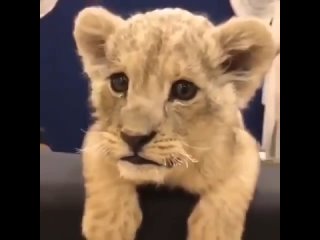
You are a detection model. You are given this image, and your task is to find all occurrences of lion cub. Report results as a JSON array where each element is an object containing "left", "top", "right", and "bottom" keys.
[{"left": 73, "top": 6, "right": 276, "bottom": 240}]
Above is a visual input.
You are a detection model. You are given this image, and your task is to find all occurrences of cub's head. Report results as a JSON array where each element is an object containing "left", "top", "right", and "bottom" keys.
[{"left": 74, "top": 7, "right": 276, "bottom": 184}]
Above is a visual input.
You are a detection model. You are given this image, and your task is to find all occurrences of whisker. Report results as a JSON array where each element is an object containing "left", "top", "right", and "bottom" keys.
[
  {"left": 163, "top": 153, "right": 188, "bottom": 169},
  {"left": 169, "top": 159, "right": 174, "bottom": 168},
  {"left": 176, "top": 158, "right": 184, "bottom": 166},
  {"left": 185, "top": 153, "right": 198, "bottom": 163},
  {"left": 75, "top": 148, "right": 82, "bottom": 154},
  {"left": 185, "top": 159, "right": 189, "bottom": 168},
  {"left": 79, "top": 139, "right": 112, "bottom": 158},
  {"left": 80, "top": 128, "right": 87, "bottom": 134},
  {"left": 174, "top": 146, "right": 199, "bottom": 164},
  {"left": 172, "top": 155, "right": 184, "bottom": 167}
]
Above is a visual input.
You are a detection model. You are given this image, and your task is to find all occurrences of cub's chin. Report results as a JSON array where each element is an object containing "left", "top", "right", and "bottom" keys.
[{"left": 117, "top": 159, "right": 170, "bottom": 184}]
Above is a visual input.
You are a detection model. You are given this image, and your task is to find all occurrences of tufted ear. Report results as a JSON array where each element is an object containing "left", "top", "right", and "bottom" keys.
[
  {"left": 73, "top": 7, "right": 124, "bottom": 65},
  {"left": 216, "top": 18, "right": 277, "bottom": 108}
]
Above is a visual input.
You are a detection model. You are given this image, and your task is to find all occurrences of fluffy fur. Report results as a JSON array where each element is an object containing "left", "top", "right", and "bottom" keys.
[{"left": 73, "top": 6, "right": 276, "bottom": 240}]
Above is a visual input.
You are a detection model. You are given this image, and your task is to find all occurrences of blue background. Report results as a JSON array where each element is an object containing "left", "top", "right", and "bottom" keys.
[{"left": 40, "top": 0, "right": 264, "bottom": 153}]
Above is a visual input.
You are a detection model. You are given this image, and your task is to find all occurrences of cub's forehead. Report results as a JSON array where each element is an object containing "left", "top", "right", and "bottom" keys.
[
  {"left": 106, "top": 9, "right": 217, "bottom": 69},
  {"left": 109, "top": 9, "right": 213, "bottom": 50}
]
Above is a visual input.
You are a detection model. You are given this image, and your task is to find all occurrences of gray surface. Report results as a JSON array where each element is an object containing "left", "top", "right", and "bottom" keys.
[
  {"left": 40, "top": 149, "right": 84, "bottom": 207},
  {"left": 252, "top": 164, "right": 280, "bottom": 210}
]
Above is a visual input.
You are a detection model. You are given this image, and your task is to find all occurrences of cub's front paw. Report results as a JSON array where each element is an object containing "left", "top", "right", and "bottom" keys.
[
  {"left": 82, "top": 208, "right": 141, "bottom": 240},
  {"left": 82, "top": 186, "right": 142, "bottom": 240},
  {"left": 187, "top": 196, "right": 245, "bottom": 240}
]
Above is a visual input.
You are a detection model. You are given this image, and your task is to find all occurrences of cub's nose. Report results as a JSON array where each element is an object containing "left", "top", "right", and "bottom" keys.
[{"left": 120, "top": 131, "right": 156, "bottom": 152}]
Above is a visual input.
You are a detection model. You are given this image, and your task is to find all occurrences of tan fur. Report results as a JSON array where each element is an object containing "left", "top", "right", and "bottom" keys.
[{"left": 74, "top": 6, "right": 276, "bottom": 240}]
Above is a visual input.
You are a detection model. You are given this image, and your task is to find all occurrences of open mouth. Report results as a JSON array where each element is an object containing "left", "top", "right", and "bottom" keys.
[{"left": 120, "top": 155, "right": 162, "bottom": 167}]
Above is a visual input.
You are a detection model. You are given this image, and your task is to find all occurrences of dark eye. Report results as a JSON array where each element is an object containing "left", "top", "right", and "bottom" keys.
[
  {"left": 109, "top": 72, "right": 129, "bottom": 93},
  {"left": 170, "top": 80, "right": 198, "bottom": 101}
]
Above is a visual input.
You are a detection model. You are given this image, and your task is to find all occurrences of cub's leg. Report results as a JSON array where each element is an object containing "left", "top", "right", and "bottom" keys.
[
  {"left": 81, "top": 130, "right": 142, "bottom": 240},
  {"left": 82, "top": 182, "right": 141, "bottom": 240},
  {"left": 187, "top": 129, "right": 260, "bottom": 240},
  {"left": 187, "top": 183, "right": 251, "bottom": 240}
]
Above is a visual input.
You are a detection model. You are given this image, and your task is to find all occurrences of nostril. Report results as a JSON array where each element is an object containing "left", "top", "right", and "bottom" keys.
[{"left": 120, "top": 131, "right": 157, "bottom": 152}]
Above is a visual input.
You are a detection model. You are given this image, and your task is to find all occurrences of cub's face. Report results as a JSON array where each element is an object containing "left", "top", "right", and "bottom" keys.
[{"left": 74, "top": 7, "right": 276, "bottom": 183}]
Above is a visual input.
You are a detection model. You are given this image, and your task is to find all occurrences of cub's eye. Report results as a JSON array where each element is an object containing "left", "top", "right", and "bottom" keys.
[
  {"left": 109, "top": 72, "right": 129, "bottom": 93},
  {"left": 170, "top": 80, "right": 198, "bottom": 101}
]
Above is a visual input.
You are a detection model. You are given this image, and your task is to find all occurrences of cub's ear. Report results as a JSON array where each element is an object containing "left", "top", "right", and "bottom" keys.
[
  {"left": 216, "top": 18, "right": 277, "bottom": 108},
  {"left": 73, "top": 7, "right": 124, "bottom": 65}
]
